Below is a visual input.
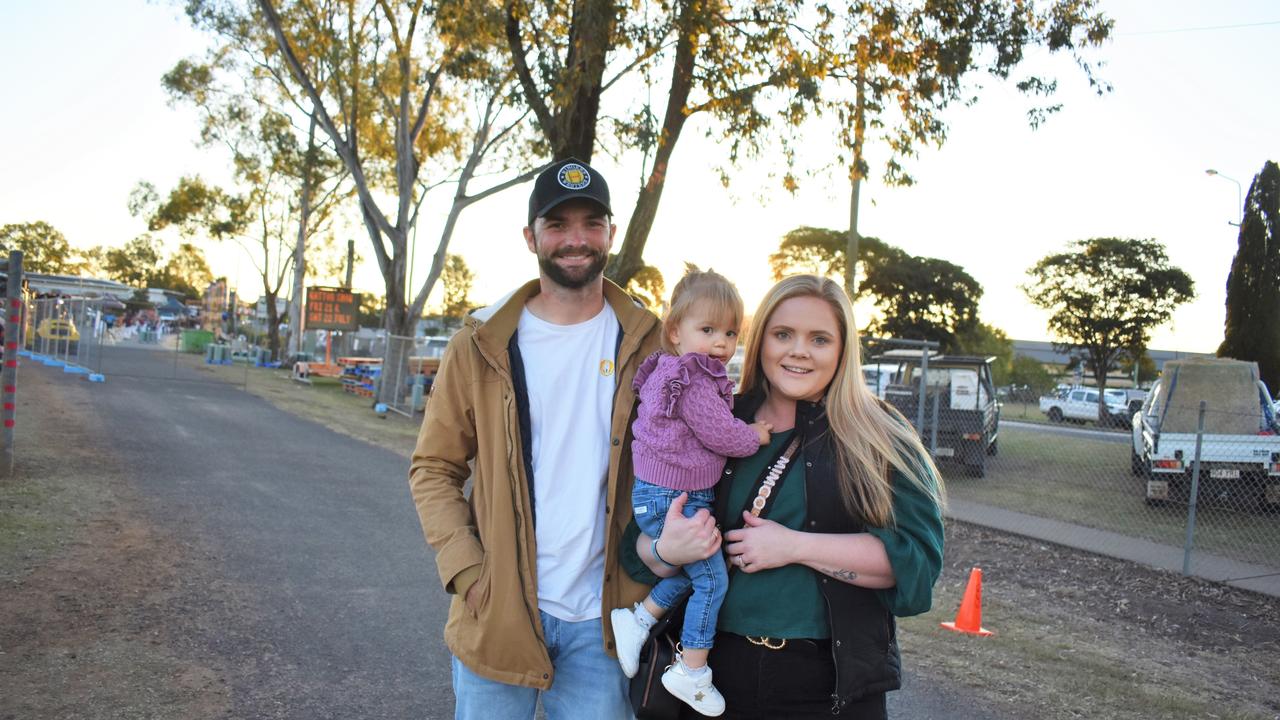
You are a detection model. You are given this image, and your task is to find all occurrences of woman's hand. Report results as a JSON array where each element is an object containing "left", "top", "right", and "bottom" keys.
[{"left": 723, "top": 511, "right": 798, "bottom": 572}]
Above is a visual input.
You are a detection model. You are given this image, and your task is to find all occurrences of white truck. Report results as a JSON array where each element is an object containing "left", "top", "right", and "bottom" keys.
[
  {"left": 1131, "top": 357, "right": 1280, "bottom": 510},
  {"left": 1039, "top": 386, "right": 1131, "bottom": 426}
]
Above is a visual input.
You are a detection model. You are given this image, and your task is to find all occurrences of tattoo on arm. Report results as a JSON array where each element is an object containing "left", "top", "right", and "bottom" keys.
[{"left": 820, "top": 568, "right": 859, "bottom": 583}]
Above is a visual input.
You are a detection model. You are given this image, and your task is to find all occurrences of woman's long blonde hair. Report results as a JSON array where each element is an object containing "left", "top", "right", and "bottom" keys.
[{"left": 739, "top": 275, "right": 945, "bottom": 527}]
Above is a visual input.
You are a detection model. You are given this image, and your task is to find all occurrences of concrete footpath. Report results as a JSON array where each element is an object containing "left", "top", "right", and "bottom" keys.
[{"left": 947, "top": 498, "right": 1280, "bottom": 598}]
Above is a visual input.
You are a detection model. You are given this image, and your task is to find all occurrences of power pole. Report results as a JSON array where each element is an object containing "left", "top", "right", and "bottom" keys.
[{"left": 344, "top": 240, "right": 355, "bottom": 290}]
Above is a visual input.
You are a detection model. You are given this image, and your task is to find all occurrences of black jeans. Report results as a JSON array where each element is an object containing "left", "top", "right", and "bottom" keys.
[{"left": 678, "top": 632, "right": 888, "bottom": 719}]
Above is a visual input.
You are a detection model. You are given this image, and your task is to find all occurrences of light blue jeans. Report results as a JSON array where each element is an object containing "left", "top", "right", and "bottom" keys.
[
  {"left": 631, "top": 480, "right": 728, "bottom": 650},
  {"left": 451, "top": 611, "right": 633, "bottom": 720}
]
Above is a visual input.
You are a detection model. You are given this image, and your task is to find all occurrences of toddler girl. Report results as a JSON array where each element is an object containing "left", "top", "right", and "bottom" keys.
[{"left": 611, "top": 268, "right": 770, "bottom": 717}]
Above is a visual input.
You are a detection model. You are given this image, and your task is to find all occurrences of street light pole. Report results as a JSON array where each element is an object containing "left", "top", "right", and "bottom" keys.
[{"left": 1205, "top": 169, "right": 1243, "bottom": 227}]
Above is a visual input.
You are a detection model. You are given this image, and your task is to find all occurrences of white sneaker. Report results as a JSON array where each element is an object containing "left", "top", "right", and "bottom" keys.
[
  {"left": 610, "top": 606, "right": 648, "bottom": 678},
  {"left": 661, "top": 656, "right": 725, "bottom": 717}
]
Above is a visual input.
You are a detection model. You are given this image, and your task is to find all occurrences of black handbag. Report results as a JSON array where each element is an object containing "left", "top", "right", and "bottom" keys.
[{"left": 628, "top": 433, "right": 802, "bottom": 720}]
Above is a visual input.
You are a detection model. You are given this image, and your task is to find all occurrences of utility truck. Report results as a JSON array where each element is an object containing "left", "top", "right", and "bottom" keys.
[
  {"left": 1131, "top": 357, "right": 1280, "bottom": 510},
  {"left": 873, "top": 351, "right": 1000, "bottom": 477}
]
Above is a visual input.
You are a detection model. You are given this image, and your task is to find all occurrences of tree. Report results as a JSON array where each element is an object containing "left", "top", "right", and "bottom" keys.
[
  {"left": 163, "top": 47, "right": 351, "bottom": 360},
  {"left": 625, "top": 265, "right": 666, "bottom": 316},
  {"left": 954, "top": 322, "right": 1014, "bottom": 386},
  {"left": 214, "top": 0, "right": 542, "bottom": 400},
  {"left": 815, "top": 0, "right": 1114, "bottom": 296},
  {"left": 1024, "top": 238, "right": 1195, "bottom": 418},
  {"left": 1218, "top": 160, "right": 1280, "bottom": 392},
  {"left": 860, "top": 252, "right": 982, "bottom": 349},
  {"left": 1007, "top": 355, "right": 1055, "bottom": 397},
  {"left": 153, "top": 243, "right": 215, "bottom": 300},
  {"left": 440, "top": 254, "right": 476, "bottom": 322},
  {"left": 0, "top": 221, "right": 77, "bottom": 274},
  {"left": 769, "top": 226, "right": 848, "bottom": 281},
  {"left": 1118, "top": 349, "right": 1158, "bottom": 386},
  {"left": 507, "top": 1, "right": 824, "bottom": 286},
  {"left": 103, "top": 235, "right": 164, "bottom": 287},
  {"left": 770, "top": 226, "right": 981, "bottom": 347}
]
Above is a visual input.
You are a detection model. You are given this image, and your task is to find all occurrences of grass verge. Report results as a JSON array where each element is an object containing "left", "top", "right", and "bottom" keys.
[{"left": 943, "top": 426, "right": 1280, "bottom": 567}]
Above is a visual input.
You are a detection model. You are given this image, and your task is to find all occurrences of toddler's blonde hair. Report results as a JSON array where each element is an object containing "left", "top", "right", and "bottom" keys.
[{"left": 661, "top": 265, "right": 744, "bottom": 356}]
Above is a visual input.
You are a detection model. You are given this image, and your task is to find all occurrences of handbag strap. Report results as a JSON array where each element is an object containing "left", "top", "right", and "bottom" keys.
[{"left": 729, "top": 431, "right": 802, "bottom": 532}]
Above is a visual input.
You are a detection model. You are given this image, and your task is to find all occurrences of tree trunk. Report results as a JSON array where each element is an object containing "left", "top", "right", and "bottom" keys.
[
  {"left": 287, "top": 114, "right": 318, "bottom": 361},
  {"left": 606, "top": 4, "right": 697, "bottom": 287},
  {"left": 845, "top": 48, "right": 867, "bottom": 299},
  {"left": 265, "top": 288, "right": 281, "bottom": 361}
]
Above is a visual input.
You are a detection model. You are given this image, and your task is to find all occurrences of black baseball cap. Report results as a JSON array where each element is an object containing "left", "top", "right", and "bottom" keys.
[{"left": 527, "top": 157, "right": 612, "bottom": 226}]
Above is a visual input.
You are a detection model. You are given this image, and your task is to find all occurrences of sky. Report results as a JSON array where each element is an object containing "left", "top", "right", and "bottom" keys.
[{"left": 1, "top": 1, "right": 1277, "bottom": 353}]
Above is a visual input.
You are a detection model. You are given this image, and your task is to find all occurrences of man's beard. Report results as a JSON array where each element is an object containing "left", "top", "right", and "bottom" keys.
[{"left": 538, "top": 247, "right": 608, "bottom": 289}]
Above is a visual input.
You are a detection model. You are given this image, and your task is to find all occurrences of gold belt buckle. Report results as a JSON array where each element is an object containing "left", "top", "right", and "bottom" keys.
[{"left": 745, "top": 635, "right": 787, "bottom": 650}]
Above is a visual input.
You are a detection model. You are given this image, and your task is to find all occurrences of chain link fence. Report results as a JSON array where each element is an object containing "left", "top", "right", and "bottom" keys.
[
  {"left": 867, "top": 343, "right": 1280, "bottom": 587},
  {"left": 24, "top": 297, "right": 104, "bottom": 374},
  {"left": 378, "top": 334, "right": 444, "bottom": 417}
]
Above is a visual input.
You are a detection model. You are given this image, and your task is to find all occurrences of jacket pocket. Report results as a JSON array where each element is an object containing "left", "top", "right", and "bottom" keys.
[{"left": 467, "top": 555, "right": 492, "bottom": 620}]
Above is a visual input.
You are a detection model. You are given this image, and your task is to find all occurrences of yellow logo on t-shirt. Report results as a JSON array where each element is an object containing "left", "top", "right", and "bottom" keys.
[{"left": 599, "top": 359, "right": 615, "bottom": 377}]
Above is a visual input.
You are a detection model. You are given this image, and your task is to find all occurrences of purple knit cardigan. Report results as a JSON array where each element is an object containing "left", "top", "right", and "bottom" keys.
[{"left": 630, "top": 351, "right": 761, "bottom": 491}]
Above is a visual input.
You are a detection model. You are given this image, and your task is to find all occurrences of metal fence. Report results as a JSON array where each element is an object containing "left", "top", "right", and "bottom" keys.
[
  {"left": 920, "top": 382, "right": 1279, "bottom": 587},
  {"left": 379, "top": 334, "right": 444, "bottom": 418},
  {"left": 24, "top": 297, "right": 105, "bottom": 373},
  {"left": 24, "top": 297, "right": 253, "bottom": 384}
]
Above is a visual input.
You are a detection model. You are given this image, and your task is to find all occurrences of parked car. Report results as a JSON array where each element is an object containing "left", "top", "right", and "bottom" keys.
[
  {"left": 1039, "top": 386, "right": 1130, "bottom": 426},
  {"left": 873, "top": 351, "right": 1000, "bottom": 477},
  {"left": 1133, "top": 357, "right": 1280, "bottom": 510},
  {"left": 35, "top": 318, "right": 80, "bottom": 351}
]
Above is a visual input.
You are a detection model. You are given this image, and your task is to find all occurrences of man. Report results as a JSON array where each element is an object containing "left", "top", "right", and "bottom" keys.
[{"left": 409, "top": 158, "right": 661, "bottom": 719}]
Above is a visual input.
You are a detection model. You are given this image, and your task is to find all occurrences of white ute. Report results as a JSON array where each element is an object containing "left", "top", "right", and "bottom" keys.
[{"left": 1132, "top": 357, "right": 1280, "bottom": 510}]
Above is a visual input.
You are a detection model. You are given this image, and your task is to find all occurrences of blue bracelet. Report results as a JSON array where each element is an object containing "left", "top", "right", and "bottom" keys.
[{"left": 651, "top": 537, "right": 678, "bottom": 569}]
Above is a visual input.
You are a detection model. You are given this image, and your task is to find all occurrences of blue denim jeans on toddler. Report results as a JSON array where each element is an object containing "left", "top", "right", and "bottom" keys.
[{"left": 631, "top": 479, "right": 728, "bottom": 650}]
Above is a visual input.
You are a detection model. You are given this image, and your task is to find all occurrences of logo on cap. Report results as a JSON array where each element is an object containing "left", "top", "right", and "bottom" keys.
[{"left": 557, "top": 163, "right": 591, "bottom": 190}]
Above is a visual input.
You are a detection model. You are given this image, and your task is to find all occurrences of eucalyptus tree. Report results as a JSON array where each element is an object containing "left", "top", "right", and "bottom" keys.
[
  {"left": 181, "top": 0, "right": 540, "bottom": 400},
  {"left": 160, "top": 53, "right": 348, "bottom": 358},
  {"left": 1024, "top": 238, "right": 1195, "bottom": 417},
  {"left": 800, "top": 0, "right": 1114, "bottom": 296},
  {"left": 769, "top": 225, "right": 981, "bottom": 348},
  {"left": 250, "top": 0, "right": 537, "bottom": 331},
  {"left": 505, "top": 0, "right": 824, "bottom": 286},
  {"left": 0, "top": 222, "right": 78, "bottom": 274}
]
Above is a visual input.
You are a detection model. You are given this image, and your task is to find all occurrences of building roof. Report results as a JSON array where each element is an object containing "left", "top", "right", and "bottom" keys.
[
  {"left": 1011, "top": 339, "right": 1212, "bottom": 369},
  {"left": 2, "top": 271, "right": 132, "bottom": 298}
]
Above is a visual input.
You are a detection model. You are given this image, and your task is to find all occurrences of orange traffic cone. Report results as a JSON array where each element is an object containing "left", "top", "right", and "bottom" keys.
[{"left": 940, "top": 567, "right": 993, "bottom": 636}]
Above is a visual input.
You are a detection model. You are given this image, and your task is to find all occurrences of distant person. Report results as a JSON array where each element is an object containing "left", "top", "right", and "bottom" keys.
[
  {"left": 610, "top": 268, "right": 771, "bottom": 716},
  {"left": 627, "top": 275, "right": 946, "bottom": 719},
  {"left": 408, "top": 158, "right": 662, "bottom": 719}
]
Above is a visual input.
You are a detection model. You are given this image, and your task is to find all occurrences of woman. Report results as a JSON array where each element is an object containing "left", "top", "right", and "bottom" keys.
[{"left": 627, "top": 274, "right": 946, "bottom": 719}]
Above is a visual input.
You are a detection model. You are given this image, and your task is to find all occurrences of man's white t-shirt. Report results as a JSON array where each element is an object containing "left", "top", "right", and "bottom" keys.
[{"left": 517, "top": 302, "right": 619, "bottom": 621}]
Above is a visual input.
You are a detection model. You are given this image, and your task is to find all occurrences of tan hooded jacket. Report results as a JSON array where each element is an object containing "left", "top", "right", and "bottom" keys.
[{"left": 409, "top": 278, "right": 660, "bottom": 689}]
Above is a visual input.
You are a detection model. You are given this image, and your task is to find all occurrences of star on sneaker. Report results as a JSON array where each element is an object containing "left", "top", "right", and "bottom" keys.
[
  {"left": 610, "top": 606, "right": 648, "bottom": 678},
  {"left": 661, "top": 655, "right": 725, "bottom": 717}
]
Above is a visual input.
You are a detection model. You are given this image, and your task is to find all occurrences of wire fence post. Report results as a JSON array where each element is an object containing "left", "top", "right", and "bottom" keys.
[
  {"left": 2, "top": 250, "right": 23, "bottom": 477},
  {"left": 1182, "top": 400, "right": 1207, "bottom": 576},
  {"left": 930, "top": 390, "right": 940, "bottom": 455},
  {"left": 917, "top": 349, "right": 930, "bottom": 431}
]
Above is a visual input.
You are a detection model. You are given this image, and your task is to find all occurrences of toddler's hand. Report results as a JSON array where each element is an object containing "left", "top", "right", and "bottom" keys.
[{"left": 751, "top": 421, "right": 773, "bottom": 445}]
